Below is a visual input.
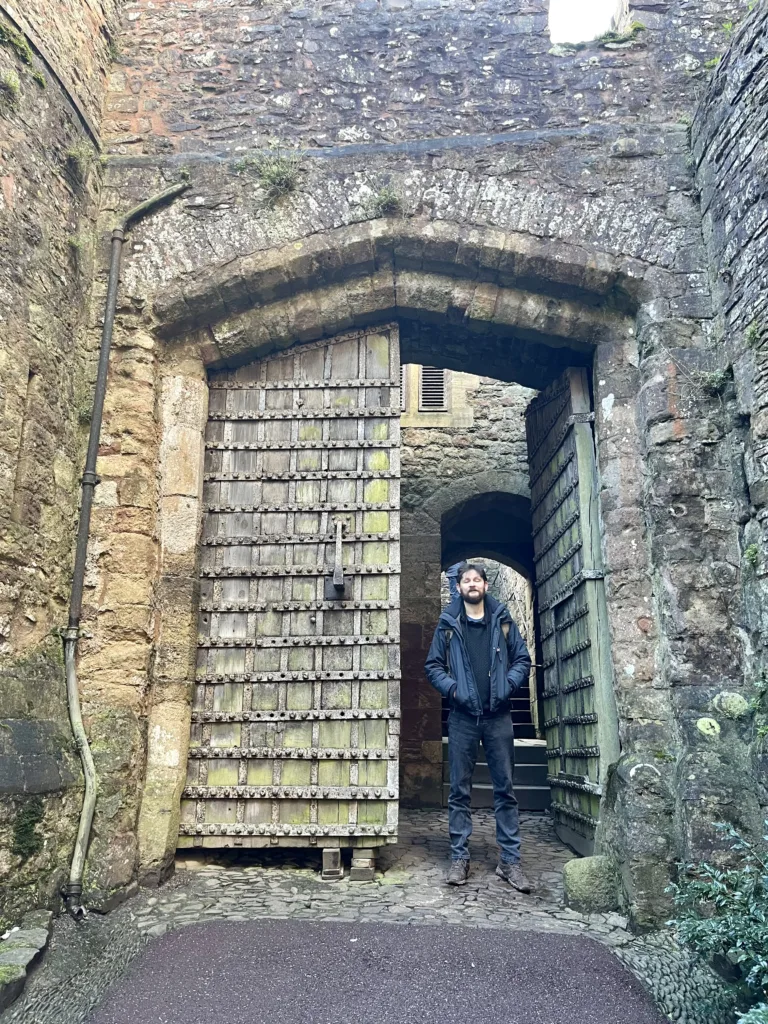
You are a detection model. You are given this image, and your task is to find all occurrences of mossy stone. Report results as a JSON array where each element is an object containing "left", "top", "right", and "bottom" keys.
[{"left": 563, "top": 855, "right": 619, "bottom": 914}]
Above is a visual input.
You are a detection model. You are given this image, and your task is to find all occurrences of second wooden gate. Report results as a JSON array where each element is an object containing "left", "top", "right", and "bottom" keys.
[
  {"left": 526, "top": 368, "right": 619, "bottom": 855},
  {"left": 178, "top": 326, "right": 401, "bottom": 873}
]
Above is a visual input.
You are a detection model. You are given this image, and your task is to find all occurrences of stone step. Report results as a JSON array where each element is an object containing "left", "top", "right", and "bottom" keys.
[
  {"left": 442, "top": 760, "right": 548, "bottom": 787},
  {"left": 441, "top": 782, "right": 552, "bottom": 811},
  {"left": 442, "top": 737, "right": 549, "bottom": 765}
]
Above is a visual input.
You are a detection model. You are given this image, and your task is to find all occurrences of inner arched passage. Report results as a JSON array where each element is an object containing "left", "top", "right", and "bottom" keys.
[
  {"left": 399, "top": 463, "right": 541, "bottom": 807},
  {"left": 441, "top": 491, "right": 534, "bottom": 579}
]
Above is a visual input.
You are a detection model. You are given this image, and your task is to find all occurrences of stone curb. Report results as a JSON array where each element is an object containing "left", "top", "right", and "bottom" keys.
[{"left": 0, "top": 910, "right": 52, "bottom": 1013}]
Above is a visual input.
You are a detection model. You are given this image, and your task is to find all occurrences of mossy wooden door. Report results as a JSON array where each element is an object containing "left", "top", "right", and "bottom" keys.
[
  {"left": 178, "top": 326, "right": 401, "bottom": 852},
  {"left": 525, "top": 368, "right": 619, "bottom": 856}
]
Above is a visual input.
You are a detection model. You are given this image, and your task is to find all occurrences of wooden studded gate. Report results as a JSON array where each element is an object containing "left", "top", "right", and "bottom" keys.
[
  {"left": 526, "top": 368, "right": 619, "bottom": 856},
  {"left": 178, "top": 326, "right": 401, "bottom": 865}
]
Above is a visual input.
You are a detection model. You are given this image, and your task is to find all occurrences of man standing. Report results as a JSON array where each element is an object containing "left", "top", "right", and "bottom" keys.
[{"left": 425, "top": 562, "right": 533, "bottom": 891}]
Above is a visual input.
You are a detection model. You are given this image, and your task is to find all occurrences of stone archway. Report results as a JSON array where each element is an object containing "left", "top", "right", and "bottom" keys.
[{"left": 83, "top": 217, "right": 659, "bottom": 904}]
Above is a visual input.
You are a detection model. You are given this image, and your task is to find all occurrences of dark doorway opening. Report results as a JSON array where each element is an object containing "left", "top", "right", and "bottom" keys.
[{"left": 398, "top": 359, "right": 549, "bottom": 813}]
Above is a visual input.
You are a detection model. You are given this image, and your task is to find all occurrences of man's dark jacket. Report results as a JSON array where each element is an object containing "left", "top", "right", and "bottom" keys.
[{"left": 424, "top": 594, "right": 532, "bottom": 717}]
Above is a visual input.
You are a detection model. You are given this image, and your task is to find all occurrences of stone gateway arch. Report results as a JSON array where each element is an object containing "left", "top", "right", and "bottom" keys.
[{"left": 1, "top": 0, "right": 766, "bottom": 938}]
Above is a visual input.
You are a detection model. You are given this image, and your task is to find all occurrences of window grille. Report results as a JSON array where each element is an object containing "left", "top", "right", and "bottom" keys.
[
  {"left": 419, "top": 367, "right": 447, "bottom": 411},
  {"left": 399, "top": 364, "right": 406, "bottom": 411}
]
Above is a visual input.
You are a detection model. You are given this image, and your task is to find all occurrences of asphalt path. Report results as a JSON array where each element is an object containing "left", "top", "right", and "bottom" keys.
[{"left": 88, "top": 920, "right": 665, "bottom": 1024}]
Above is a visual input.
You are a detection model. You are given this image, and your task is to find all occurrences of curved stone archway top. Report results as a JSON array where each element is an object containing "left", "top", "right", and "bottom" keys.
[
  {"left": 420, "top": 470, "right": 531, "bottom": 528},
  {"left": 151, "top": 219, "right": 640, "bottom": 391},
  {"left": 441, "top": 546, "right": 532, "bottom": 581}
]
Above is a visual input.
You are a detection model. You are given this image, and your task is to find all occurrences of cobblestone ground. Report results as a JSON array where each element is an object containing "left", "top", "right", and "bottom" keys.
[{"left": 2, "top": 811, "right": 733, "bottom": 1024}]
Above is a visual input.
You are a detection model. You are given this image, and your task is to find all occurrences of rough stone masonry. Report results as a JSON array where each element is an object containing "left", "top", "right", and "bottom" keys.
[{"left": 0, "top": 0, "right": 766, "bottom": 933}]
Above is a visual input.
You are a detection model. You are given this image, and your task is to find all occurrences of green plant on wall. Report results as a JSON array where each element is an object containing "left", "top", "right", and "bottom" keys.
[
  {"left": 749, "top": 673, "right": 768, "bottom": 741},
  {"left": 596, "top": 21, "right": 646, "bottom": 46},
  {"left": 0, "top": 23, "right": 45, "bottom": 87},
  {"left": 64, "top": 143, "right": 93, "bottom": 186},
  {"left": 744, "top": 544, "right": 761, "bottom": 572},
  {"left": 668, "top": 820, "right": 768, "bottom": 1023},
  {"left": 690, "top": 367, "right": 732, "bottom": 397},
  {"left": 0, "top": 68, "right": 20, "bottom": 106},
  {"left": 234, "top": 143, "right": 305, "bottom": 206},
  {"left": 746, "top": 321, "right": 762, "bottom": 348},
  {"left": 11, "top": 796, "right": 44, "bottom": 861},
  {"left": 367, "top": 184, "right": 404, "bottom": 218}
]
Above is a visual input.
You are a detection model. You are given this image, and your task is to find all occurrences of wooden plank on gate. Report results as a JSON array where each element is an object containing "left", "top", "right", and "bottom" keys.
[
  {"left": 179, "top": 326, "right": 402, "bottom": 851},
  {"left": 526, "top": 367, "right": 618, "bottom": 856}
]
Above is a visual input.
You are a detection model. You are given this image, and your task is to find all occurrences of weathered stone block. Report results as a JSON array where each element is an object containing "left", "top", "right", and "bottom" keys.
[{"left": 563, "top": 856, "right": 620, "bottom": 914}]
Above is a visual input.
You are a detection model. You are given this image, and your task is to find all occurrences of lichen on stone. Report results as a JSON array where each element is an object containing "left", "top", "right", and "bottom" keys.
[
  {"left": 713, "top": 691, "right": 750, "bottom": 720},
  {"left": 696, "top": 717, "right": 721, "bottom": 738}
]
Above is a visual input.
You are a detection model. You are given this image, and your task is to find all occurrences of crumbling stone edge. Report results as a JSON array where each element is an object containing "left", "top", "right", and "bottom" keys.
[{"left": 0, "top": 910, "right": 52, "bottom": 1012}]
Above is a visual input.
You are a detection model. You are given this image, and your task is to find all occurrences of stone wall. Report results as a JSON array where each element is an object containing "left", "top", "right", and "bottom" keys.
[
  {"left": 102, "top": 0, "right": 741, "bottom": 156},
  {"left": 401, "top": 375, "right": 533, "bottom": 528},
  {"left": 79, "top": 0, "right": 759, "bottom": 924},
  {"left": 1, "top": 0, "right": 759, "bottom": 927},
  {"left": 693, "top": 5, "right": 768, "bottom": 829},
  {"left": 0, "top": 0, "right": 118, "bottom": 924}
]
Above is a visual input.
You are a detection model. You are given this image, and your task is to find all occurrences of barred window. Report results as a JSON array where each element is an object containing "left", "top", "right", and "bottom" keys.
[
  {"left": 419, "top": 366, "right": 447, "bottom": 411},
  {"left": 549, "top": 0, "right": 628, "bottom": 45}
]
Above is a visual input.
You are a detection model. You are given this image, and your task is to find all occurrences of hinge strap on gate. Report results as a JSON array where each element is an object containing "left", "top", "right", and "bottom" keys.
[{"left": 333, "top": 520, "right": 345, "bottom": 592}]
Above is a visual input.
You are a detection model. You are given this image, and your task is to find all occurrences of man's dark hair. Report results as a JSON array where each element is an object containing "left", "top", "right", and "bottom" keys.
[{"left": 456, "top": 562, "right": 488, "bottom": 584}]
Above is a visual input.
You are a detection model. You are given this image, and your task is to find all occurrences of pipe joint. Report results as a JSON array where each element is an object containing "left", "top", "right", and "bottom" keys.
[
  {"left": 81, "top": 470, "right": 101, "bottom": 487},
  {"left": 61, "top": 882, "right": 88, "bottom": 921}
]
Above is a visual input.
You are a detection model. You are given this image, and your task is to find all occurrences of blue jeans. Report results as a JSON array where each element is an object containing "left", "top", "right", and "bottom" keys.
[{"left": 447, "top": 709, "right": 521, "bottom": 864}]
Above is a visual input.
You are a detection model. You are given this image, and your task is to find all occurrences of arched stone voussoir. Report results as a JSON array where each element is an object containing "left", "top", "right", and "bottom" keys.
[
  {"left": 423, "top": 470, "right": 531, "bottom": 526},
  {"left": 176, "top": 269, "right": 629, "bottom": 389},
  {"left": 152, "top": 218, "right": 643, "bottom": 341}
]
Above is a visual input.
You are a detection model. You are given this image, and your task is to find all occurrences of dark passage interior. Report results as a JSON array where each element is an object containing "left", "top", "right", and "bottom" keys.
[{"left": 398, "top": 350, "right": 550, "bottom": 812}]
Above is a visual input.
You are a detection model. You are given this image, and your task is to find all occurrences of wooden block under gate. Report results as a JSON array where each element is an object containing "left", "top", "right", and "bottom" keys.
[{"left": 322, "top": 848, "right": 343, "bottom": 881}]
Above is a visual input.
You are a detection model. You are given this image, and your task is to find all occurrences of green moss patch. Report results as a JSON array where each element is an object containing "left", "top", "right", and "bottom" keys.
[{"left": 11, "top": 797, "right": 44, "bottom": 861}]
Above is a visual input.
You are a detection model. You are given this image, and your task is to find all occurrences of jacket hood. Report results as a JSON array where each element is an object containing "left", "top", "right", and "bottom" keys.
[{"left": 439, "top": 592, "right": 510, "bottom": 627}]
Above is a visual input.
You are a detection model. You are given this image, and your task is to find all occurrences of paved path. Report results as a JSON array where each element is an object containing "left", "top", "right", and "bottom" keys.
[
  {"left": 89, "top": 919, "right": 665, "bottom": 1024},
  {"left": 1, "top": 811, "right": 732, "bottom": 1024}
]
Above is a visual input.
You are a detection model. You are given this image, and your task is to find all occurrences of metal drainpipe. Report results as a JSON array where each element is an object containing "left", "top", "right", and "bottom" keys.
[{"left": 62, "top": 178, "right": 190, "bottom": 920}]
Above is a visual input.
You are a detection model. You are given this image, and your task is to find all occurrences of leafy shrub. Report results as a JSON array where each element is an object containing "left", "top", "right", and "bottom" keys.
[
  {"left": 691, "top": 367, "right": 732, "bottom": 397},
  {"left": 739, "top": 1005, "right": 768, "bottom": 1024},
  {"left": 668, "top": 821, "right": 768, "bottom": 1018}
]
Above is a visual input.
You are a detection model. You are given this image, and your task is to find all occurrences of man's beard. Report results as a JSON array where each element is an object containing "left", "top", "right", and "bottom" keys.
[{"left": 463, "top": 591, "right": 483, "bottom": 604}]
